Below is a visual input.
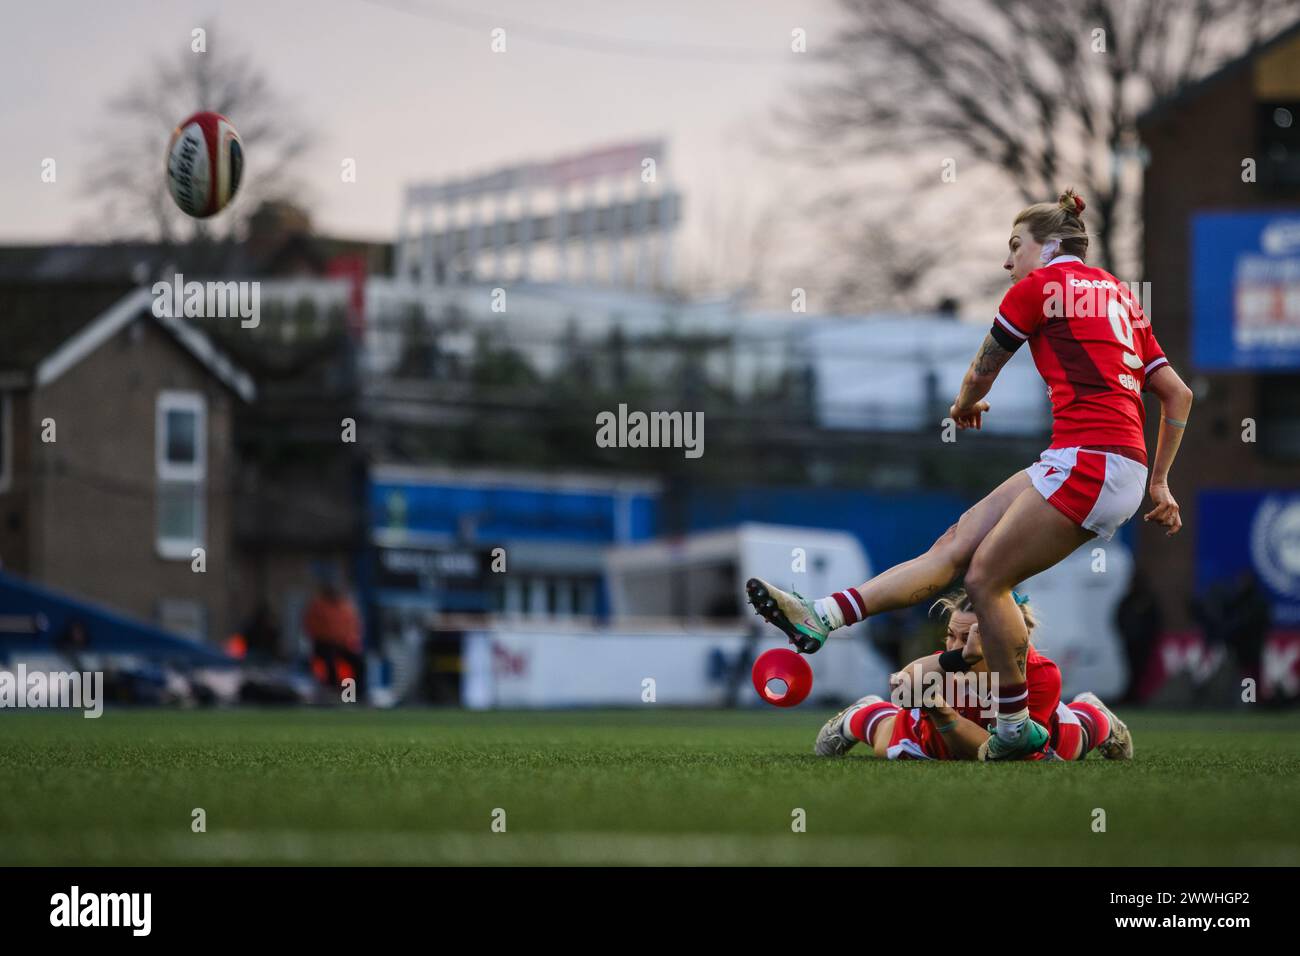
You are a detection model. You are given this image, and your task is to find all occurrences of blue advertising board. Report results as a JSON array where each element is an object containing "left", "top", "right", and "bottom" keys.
[
  {"left": 369, "top": 474, "right": 658, "bottom": 544},
  {"left": 363, "top": 470, "right": 660, "bottom": 618},
  {"left": 1191, "top": 210, "right": 1300, "bottom": 371},
  {"left": 1197, "top": 489, "right": 1300, "bottom": 626}
]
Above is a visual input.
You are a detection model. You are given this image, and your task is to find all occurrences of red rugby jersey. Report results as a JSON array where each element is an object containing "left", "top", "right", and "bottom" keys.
[{"left": 991, "top": 256, "right": 1169, "bottom": 461}]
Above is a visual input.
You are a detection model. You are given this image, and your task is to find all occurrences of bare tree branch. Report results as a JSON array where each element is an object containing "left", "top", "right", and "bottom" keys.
[
  {"left": 784, "top": 0, "right": 1300, "bottom": 302},
  {"left": 82, "top": 25, "right": 315, "bottom": 243}
]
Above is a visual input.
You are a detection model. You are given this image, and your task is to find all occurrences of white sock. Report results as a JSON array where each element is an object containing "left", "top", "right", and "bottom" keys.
[
  {"left": 814, "top": 597, "right": 845, "bottom": 630},
  {"left": 996, "top": 709, "right": 1029, "bottom": 742}
]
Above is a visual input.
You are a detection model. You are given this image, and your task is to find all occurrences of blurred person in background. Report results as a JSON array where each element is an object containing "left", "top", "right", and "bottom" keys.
[
  {"left": 1116, "top": 569, "right": 1163, "bottom": 703},
  {"left": 302, "top": 566, "right": 365, "bottom": 698},
  {"left": 1193, "top": 569, "right": 1271, "bottom": 691},
  {"left": 242, "top": 601, "right": 283, "bottom": 662},
  {"left": 54, "top": 618, "right": 91, "bottom": 673},
  {"left": 1226, "top": 570, "right": 1271, "bottom": 690}
]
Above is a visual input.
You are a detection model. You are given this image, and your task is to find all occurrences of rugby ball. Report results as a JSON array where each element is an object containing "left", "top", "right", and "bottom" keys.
[{"left": 165, "top": 111, "right": 243, "bottom": 218}]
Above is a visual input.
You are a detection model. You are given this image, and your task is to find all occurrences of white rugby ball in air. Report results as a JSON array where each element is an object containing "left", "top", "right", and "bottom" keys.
[{"left": 166, "top": 111, "right": 243, "bottom": 218}]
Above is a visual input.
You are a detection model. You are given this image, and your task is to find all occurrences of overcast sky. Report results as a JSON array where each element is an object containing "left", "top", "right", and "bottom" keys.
[{"left": 1, "top": 0, "right": 840, "bottom": 259}]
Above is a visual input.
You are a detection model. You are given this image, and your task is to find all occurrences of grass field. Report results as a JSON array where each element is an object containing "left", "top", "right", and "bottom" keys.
[{"left": 1, "top": 707, "right": 1297, "bottom": 866}]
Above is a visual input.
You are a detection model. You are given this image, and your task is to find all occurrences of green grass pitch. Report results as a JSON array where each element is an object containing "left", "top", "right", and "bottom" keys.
[{"left": 1, "top": 708, "right": 1297, "bottom": 866}]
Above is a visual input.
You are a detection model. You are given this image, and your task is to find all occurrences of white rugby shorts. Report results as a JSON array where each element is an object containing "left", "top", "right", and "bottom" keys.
[{"left": 1025, "top": 446, "right": 1147, "bottom": 541}]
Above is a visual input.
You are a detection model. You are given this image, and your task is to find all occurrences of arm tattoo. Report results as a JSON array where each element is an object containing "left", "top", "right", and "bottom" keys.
[
  {"left": 972, "top": 334, "right": 1014, "bottom": 378},
  {"left": 908, "top": 583, "right": 941, "bottom": 604}
]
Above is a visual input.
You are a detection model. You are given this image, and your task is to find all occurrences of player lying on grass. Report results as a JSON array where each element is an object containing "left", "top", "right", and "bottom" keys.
[
  {"left": 748, "top": 188, "right": 1192, "bottom": 761},
  {"left": 810, "top": 588, "right": 1131, "bottom": 761}
]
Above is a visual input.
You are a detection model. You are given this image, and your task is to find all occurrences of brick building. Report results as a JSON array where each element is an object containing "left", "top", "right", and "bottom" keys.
[
  {"left": 1138, "top": 22, "right": 1300, "bottom": 628},
  {"left": 0, "top": 284, "right": 253, "bottom": 642},
  {"left": 0, "top": 206, "right": 384, "bottom": 654}
]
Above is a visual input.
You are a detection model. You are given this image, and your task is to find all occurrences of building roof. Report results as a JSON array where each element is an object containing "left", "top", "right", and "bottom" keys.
[
  {"left": 0, "top": 282, "right": 134, "bottom": 376},
  {"left": 1139, "top": 18, "right": 1300, "bottom": 129},
  {"left": 0, "top": 220, "right": 387, "bottom": 398},
  {"left": 0, "top": 234, "right": 391, "bottom": 285},
  {"left": 0, "top": 242, "right": 226, "bottom": 283},
  {"left": 0, "top": 284, "right": 255, "bottom": 402}
]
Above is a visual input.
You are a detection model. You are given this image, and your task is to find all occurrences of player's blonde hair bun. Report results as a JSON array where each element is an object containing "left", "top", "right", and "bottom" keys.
[
  {"left": 1014, "top": 187, "right": 1089, "bottom": 260},
  {"left": 1058, "top": 188, "right": 1085, "bottom": 217}
]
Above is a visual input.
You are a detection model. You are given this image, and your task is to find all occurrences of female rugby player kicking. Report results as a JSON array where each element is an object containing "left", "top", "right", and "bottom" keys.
[
  {"left": 810, "top": 589, "right": 1131, "bottom": 762},
  {"left": 748, "top": 189, "right": 1190, "bottom": 761}
]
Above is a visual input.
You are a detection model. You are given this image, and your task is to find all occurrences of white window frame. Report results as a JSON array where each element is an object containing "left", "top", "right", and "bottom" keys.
[
  {"left": 0, "top": 392, "right": 12, "bottom": 495},
  {"left": 155, "top": 390, "right": 207, "bottom": 560},
  {"left": 156, "top": 390, "right": 207, "bottom": 482}
]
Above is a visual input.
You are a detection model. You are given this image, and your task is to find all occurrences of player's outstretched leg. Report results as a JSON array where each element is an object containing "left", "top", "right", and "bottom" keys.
[
  {"left": 814, "top": 695, "right": 887, "bottom": 756},
  {"left": 1072, "top": 691, "right": 1133, "bottom": 760},
  {"left": 746, "top": 577, "right": 832, "bottom": 653},
  {"left": 747, "top": 473, "right": 1031, "bottom": 651}
]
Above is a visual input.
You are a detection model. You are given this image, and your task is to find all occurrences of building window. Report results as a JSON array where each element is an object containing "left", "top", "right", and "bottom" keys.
[
  {"left": 501, "top": 578, "right": 524, "bottom": 616},
  {"left": 0, "top": 392, "right": 11, "bottom": 494},
  {"left": 497, "top": 574, "right": 600, "bottom": 620},
  {"left": 527, "top": 577, "right": 548, "bottom": 618},
  {"left": 156, "top": 391, "right": 206, "bottom": 559}
]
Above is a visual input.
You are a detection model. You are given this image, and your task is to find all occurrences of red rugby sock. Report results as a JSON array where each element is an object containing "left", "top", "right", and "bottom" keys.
[
  {"left": 848, "top": 701, "right": 899, "bottom": 745},
  {"left": 1068, "top": 701, "right": 1110, "bottom": 754}
]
